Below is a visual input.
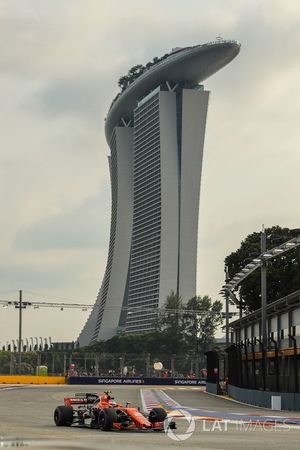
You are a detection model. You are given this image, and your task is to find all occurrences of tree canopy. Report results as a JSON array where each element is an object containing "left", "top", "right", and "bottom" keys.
[
  {"left": 156, "top": 291, "right": 223, "bottom": 354},
  {"left": 117, "top": 53, "right": 170, "bottom": 92},
  {"left": 81, "top": 291, "right": 223, "bottom": 356},
  {"left": 225, "top": 225, "right": 300, "bottom": 312}
]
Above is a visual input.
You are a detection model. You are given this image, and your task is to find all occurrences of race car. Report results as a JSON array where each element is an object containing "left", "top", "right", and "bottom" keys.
[{"left": 54, "top": 391, "right": 176, "bottom": 432}]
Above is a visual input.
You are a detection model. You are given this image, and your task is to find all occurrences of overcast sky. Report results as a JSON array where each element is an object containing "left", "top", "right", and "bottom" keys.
[{"left": 0, "top": 0, "right": 299, "bottom": 345}]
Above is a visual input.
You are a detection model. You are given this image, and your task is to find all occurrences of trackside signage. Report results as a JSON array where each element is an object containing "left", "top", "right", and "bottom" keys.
[{"left": 68, "top": 376, "right": 206, "bottom": 386}]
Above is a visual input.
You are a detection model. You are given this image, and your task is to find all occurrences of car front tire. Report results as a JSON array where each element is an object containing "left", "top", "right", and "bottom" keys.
[{"left": 98, "top": 408, "right": 118, "bottom": 431}]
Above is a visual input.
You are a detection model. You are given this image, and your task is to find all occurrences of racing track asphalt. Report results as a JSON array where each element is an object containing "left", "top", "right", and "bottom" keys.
[{"left": 0, "top": 384, "right": 300, "bottom": 450}]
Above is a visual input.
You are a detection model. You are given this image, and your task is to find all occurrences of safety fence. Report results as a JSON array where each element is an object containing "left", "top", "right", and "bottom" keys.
[{"left": 0, "top": 351, "right": 207, "bottom": 379}]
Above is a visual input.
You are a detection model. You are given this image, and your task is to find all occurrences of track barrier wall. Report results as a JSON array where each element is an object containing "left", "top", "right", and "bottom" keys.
[
  {"left": 68, "top": 376, "right": 206, "bottom": 386},
  {"left": 0, "top": 376, "right": 65, "bottom": 384},
  {"left": 228, "top": 384, "right": 300, "bottom": 411},
  {"left": 205, "top": 346, "right": 300, "bottom": 411},
  {"left": 206, "top": 382, "right": 219, "bottom": 394}
]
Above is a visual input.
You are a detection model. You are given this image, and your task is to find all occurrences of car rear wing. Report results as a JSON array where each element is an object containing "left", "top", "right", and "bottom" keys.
[{"left": 64, "top": 393, "right": 99, "bottom": 406}]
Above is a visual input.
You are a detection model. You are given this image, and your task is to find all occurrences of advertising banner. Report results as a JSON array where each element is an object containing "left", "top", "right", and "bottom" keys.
[{"left": 68, "top": 376, "right": 206, "bottom": 386}]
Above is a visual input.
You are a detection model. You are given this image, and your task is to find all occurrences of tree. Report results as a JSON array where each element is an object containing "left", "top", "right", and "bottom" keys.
[
  {"left": 156, "top": 291, "right": 186, "bottom": 354},
  {"left": 79, "top": 292, "right": 223, "bottom": 357},
  {"left": 156, "top": 291, "right": 223, "bottom": 355},
  {"left": 128, "top": 64, "right": 144, "bottom": 77},
  {"left": 118, "top": 65, "right": 145, "bottom": 92},
  {"left": 116, "top": 52, "right": 172, "bottom": 95},
  {"left": 103, "top": 333, "right": 151, "bottom": 354},
  {"left": 118, "top": 75, "right": 129, "bottom": 91},
  {"left": 225, "top": 225, "right": 300, "bottom": 312},
  {"left": 183, "top": 296, "right": 223, "bottom": 354},
  {"left": 0, "top": 351, "right": 11, "bottom": 374}
]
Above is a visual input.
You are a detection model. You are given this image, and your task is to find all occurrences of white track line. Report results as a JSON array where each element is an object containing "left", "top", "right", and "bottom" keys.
[{"left": 140, "top": 389, "right": 151, "bottom": 413}]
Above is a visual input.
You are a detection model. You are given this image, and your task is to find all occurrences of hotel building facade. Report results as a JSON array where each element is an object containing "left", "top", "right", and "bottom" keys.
[{"left": 78, "top": 40, "right": 240, "bottom": 345}]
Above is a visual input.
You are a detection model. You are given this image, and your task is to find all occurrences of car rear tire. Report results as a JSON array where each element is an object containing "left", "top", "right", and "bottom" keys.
[
  {"left": 98, "top": 408, "right": 118, "bottom": 431},
  {"left": 54, "top": 405, "right": 73, "bottom": 426},
  {"left": 148, "top": 407, "right": 167, "bottom": 423}
]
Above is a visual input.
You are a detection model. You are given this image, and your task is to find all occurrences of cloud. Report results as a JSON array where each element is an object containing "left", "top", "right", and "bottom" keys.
[
  {"left": 30, "top": 72, "right": 113, "bottom": 122},
  {"left": 13, "top": 194, "right": 109, "bottom": 251},
  {"left": 0, "top": 263, "right": 74, "bottom": 290},
  {"left": 1, "top": 0, "right": 300, "bottom": 342}
]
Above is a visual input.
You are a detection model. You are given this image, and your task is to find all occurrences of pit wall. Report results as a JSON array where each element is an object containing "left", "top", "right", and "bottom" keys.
[
  {"left": 0, "top": 376, "right": 65, "bottom": 384},
  {"left": 228, "top": 384, "right": 300, "bottom": 411}
]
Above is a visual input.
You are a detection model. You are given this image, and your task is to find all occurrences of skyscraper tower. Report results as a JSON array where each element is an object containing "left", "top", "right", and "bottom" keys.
[{"left": 78, "top": 40, "right": 240, "bottom": 346}]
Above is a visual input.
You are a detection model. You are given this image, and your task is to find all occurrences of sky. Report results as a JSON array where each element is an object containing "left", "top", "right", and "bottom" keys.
[{"left": 0, "top": 0, "right": 300, "bottom": 346}]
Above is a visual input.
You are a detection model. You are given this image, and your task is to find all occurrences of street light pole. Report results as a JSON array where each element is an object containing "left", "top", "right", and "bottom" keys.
[
  {"left": 18, "top": 289, "right": 23, "bottom": 374},
  {"left": 225, "top": 266, "right": 230, "bottom": 348},
  {"left": 261, "top": 226, "right": 267, "bottom": 390},
  {"left": 15, "top": 290, "right": 30, "bottom": 375},
  {"left": 261, "top": 227, "right": 268, "bottom": 349},
  {"left": 239, "top": 291, "right": 243, "bottom": 319}
]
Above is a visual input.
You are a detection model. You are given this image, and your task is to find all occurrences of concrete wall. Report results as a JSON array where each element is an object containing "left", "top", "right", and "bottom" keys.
[
  {"left": 78, "top": 127, "right": 133, "bottom": 344},
  {"left": 206, "top": 382, "right": 219, "bottom": 395},
  {"left": 158, "top": 91, "right": 179, "bottom": 304},
  {"left": 97, "top": 127, "right": 133, "bottom": 340},
  {"left": 228, "top": 384, "right": 300, "bottom": 411},
  {"left": 179, "top": 89, "right": 209, "bottom": 301},
  {"left": 77, "top": 283, "right": 104, "bottom": 346},
  {"left": 0, "top": 376, "right": 65, "bottom": 384}
]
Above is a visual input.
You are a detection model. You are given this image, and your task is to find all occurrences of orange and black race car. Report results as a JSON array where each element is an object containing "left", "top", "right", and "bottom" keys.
[{"left": 54, "top": 391, "right": 176, "bottom": 432}]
